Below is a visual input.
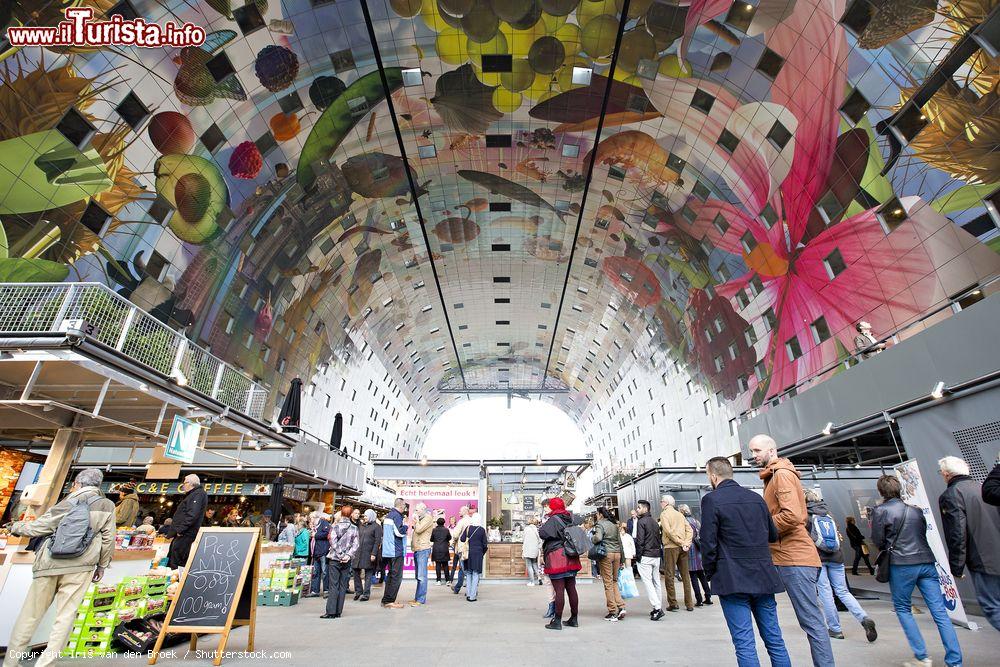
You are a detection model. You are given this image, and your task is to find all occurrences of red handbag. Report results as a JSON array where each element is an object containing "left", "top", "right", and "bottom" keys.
[{"left": 544, "top": 546, "right": 582, "bottom": 575}]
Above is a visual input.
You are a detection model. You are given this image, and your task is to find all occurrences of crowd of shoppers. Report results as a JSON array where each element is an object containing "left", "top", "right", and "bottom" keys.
[{"left": 8, "top": 447, "right": 1000, "bottom": 666}]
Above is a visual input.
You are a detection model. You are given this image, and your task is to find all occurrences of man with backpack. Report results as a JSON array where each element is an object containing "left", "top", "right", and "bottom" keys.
[
  {"left": 3, "top": 468, "right": 115, "bottom": 667},
  {"left": 804, "top": 489, "right": 877, "bottom": 643},
  {"left": 749, "top": 434, "right": 835, "bottom": 667}
]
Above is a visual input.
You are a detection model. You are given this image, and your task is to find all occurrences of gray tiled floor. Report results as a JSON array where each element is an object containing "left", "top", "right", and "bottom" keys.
[{"left": 62, "top": 577, "right": 998, "bottom": 666}]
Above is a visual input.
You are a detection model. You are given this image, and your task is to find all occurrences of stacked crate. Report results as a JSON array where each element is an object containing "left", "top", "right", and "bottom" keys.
[
  {"left": 256, "top": 559, "right": 310, "bottom": 606},
  {"left": 61, "top": 585, "right": 118, "bottom": 657}
]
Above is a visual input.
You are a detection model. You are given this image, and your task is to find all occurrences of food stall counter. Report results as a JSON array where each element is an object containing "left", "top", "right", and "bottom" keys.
[{"left": 0, "top": 545, "right": 158, "bottom": 649}]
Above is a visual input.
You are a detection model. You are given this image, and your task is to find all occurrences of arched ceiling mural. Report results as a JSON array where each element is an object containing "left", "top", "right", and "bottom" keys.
[{"left": 1, "top": 0, "right": 999, "bottom": 430}]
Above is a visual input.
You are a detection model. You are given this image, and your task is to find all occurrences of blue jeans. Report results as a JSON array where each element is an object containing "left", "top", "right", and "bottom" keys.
[
  {"left": 816, "top": 562, "right": 868, "bottom": 632},
  {"left": 776, "top": 565, "right": 835, "bottom": 667},
  {"left": 890, "top": 563, "right": 963, "bottom": 666},
  {"left": 413, "top": 548, "right": 430, "bottom": 603},
  {"left": 719, "top": 593, "right": 791, "bottom": 667},
  {"left": 467, "top": 569, "right": 481, "bottom": 600},
  {"left": 970, "top": 570, "right": 1000, "bottom": 632},
  {"left": 452, "top": 559, "right": 466, "bottom": 592},
  {"left": 310, "top": 554, "right": 328, "bottom": 595}
]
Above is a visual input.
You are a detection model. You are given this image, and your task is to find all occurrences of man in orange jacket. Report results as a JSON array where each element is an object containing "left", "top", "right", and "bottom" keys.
[{"left": 749, "top": 434, "right": 835, "bottom": 667}]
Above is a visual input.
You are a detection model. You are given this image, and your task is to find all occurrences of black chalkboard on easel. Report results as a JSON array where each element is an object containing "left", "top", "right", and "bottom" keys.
[{"left": 149, "top": 528, "right": 260, "bottom": 666}]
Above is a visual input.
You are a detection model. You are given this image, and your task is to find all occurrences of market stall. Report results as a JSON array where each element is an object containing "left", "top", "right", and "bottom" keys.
[{"left": 371, "top": 458, "right": 591, "bottom": 580}]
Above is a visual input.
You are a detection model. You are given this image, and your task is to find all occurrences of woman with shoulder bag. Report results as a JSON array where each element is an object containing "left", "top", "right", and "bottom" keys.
[
  {"left": 593, "top": 507, "right": 626, "bottom": 621},
  {"left": 460, "top": 514, "right": 488, "bottom": 601},
  {"left": 538, "top": 497, "right": 582, "bottom": 630},
  {"left": 871, "top": 475, "right": 963, "bottom": 667}
]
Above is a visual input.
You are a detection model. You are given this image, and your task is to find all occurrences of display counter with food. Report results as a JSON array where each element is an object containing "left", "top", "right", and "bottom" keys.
[{"left": 0, "top": 536, "right": 161, "bottom": 650}]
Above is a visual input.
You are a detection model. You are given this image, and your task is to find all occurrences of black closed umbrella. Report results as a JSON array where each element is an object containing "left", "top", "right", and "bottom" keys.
[
  {"left": 331, "top": 412, "right": 343, "bottom": 450},
  {"left": 269, "top": 472, "right": 285, "bottom": 525},
  {"left": 277, "top": 377, "right": 302, "bottom": 434}
]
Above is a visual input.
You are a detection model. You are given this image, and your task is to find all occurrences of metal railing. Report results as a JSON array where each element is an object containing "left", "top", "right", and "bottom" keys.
[
  {"left": 739, "top": 275, "right": 1000, "bottom": 423},
  {"left": 0, "top": 282, "right": 269, "bottom": 420}
]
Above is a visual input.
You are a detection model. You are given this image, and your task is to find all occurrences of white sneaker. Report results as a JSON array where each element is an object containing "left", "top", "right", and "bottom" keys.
[
  {"left": 526, "top": 582, "right": 533, "bottom": 586},
  {"left": 902, "top": 659, "right": 933, "bottom": 667}
]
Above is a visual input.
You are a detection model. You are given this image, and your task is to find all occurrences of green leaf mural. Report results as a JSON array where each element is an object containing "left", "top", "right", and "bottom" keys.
[
  {"left": 0, "top": 257, "right": 70, "bottom": 282},
  {"left": 930, "top": 183, "right": 998, "bottom": 215}
]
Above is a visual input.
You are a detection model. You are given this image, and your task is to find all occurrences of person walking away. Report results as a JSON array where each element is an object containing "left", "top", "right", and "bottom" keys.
[
  {"left": 522, "top": 516, "right": 541, "bottom": 585},
  {"left": 620, "top": 522, "right": 636, "bottom": 569},
  {"left": 634, "top": 499, "right": 665, "bottom": 620},
  {"left": 678, "top": 504, "right": 712, "bottom": 607},
  {"left": 114, "top": 481, "right": 139, "bottom": 528},
  {"left": 872, "top": 474, "right": 963, "bottom": 667},
  {"left": 659, "top": 495, "right": 695, "bottom": 612},
  {"left": 700, "top": 457, "right": 791, "bottom": 667},
  {"left": 380, "top": 498, "right": 409, "bottom": 608},
  {"left": 539, "top": 497, "right": 581, "bottom": 629},
  {"left": 431, "top": 517, "right": 451, "bottom": 585},
  {"left": 293, "top": 516, "right": 310, "bottom": 558},
  {"left": 165, "top": 474, "right": 208, "bottom": 569},
  {"left": 321, "top": 506, "right": 359, "bottom": 619},
  {"left": 409, "top": 503, "right": 435, "bottom": 606},
  {"left": 804, "top": 489, "right": 877, "bottom": 642},
  {"left": 353, "top": 509, "right": 382, "bottom": 601},
  {"left": 461, "top": 514, "right": 488, "bottom": 601},
  {"left": 308, "top": 512, "right": 332, "bottom": 598},
  {"left": 749, "top": 434, "right": 835, "bottom": 667},
  {"left": 4, "top": 468, "right": 116, "bottom": 667},
  {"left": 845, "top": 516, "right": 875, "bottom": 576},
  {"left": 937, "top": 456, "right": 1000, "bottom": 631},
  {"left": 451, "top": 505, "right": 471, "bottom": 593},
  {"left": 593, "top": 506, "right": 626, "bottom": 621}
]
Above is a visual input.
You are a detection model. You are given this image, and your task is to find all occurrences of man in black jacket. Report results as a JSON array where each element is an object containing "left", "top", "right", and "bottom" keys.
[
  {"left": 700, "top": 457, "right": 790, "bottom": 666},
  {"left": 634, "top": 500, "right": 665, "bottom": 620},
  {"left": 937, "top": 456, "right": 1000, "bottom": 631},
  {"left": 166, "top": 474, "right": 208, "bottom": 568}
]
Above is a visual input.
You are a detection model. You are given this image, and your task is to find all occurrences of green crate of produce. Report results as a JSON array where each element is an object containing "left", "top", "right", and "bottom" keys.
[
  {"left": 138, "top": 597, "right": 168, "bottom": 618},
  {"left": 73, "top": 637, "right": 114, "bottom": 657},
  {"left": 75, "top": 609, "right": 117, "bottom": 628},
  {"left": 264, "top": 589, "right": 299, "bottom": 606}
]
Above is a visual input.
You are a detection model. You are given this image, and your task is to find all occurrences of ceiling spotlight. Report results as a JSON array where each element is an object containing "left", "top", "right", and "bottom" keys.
[
  {"left": 250, "top": 439, "right": 261, "bottom": 451},
  {"left": 821, "top": 422, "right": 834, "bottom": 436},
  {"left": 535, "top": 454, "right": 542, "bottom": 466},
  {"left": 138, "top": 382, "right": 149, "bottom": 392},
  {"left": 420, "top": 455, "right": 428, "bottom": 465},
  {"left": 235, "top": 462, "right": 243, "bottom": 470},
  {"left": 169, "top": 368, "right": 188, "bottom": 386},
  {"left": 931, "top": 381, "right": 946, "bottom": 399}
]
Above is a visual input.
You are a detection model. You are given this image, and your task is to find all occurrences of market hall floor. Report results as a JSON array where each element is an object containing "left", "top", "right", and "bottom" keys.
[{"left": 60, "top": 577, "right": 997, "bottom": 667}]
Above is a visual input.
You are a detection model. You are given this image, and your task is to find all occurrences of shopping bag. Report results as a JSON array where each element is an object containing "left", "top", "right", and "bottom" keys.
[{"left": 618, "top": 567, "right": 639, "bottom": 599}]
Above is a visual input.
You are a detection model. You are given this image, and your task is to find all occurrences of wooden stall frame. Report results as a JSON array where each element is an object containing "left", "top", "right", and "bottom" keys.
[{"left": 148, "top": 528, "right": 260, "bottom": 667}]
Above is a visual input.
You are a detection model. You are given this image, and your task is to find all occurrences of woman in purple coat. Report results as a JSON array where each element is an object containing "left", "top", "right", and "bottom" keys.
[{"left": 679, "top": 504, "right": 712, "bottom": 606}]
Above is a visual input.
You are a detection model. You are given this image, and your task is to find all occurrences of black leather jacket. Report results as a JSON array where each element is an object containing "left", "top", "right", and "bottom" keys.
[
  {"left": 939, "top": 475, "right": 1000, "bottom": 576},
  {"left": 870, "top": 498, "right": 934, "bottom": 566}
]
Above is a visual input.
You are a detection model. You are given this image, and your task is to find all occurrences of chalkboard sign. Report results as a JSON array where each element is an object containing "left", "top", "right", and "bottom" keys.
[
  {"left": 149, "top": 528, "right": 260, "bottom": 666},
  {"left": 171, "top": 530, "right": 254, "bottom": 626}
]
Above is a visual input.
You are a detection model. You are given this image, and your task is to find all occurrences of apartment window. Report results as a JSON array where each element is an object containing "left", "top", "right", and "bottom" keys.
[
  {"left": 697, "top": 436, "right": 703, "bottom": 452},
  {"left": 762, "top": 307, "right": 777, "bottom": 332},
  {"left": 677, "top": 418, "right": 683, "bottom": 432},
  {"left": 823, "top": 247, "right": 847, "bottom": 280},
  {"left": 740, "top": 230, "right": 758, "bottom": 254},
  {"left": 785, "top": 335, "right": 803, "bottom": 361},
  {"left": 703, "top": 399, "right": 711, "bottom": 415},
  {"left": 810, "top": 315, "right": 831, "bottom": 344}
]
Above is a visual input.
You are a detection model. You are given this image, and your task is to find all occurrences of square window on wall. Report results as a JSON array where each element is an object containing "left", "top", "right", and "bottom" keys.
[
  {"left": 877, "top": 197, "right": 908, "bottom": 233},
  {"left": 740, "top": 230, "right": 758, "bottom": 253},
  {"left": 810, "top": 315, "right": 831, "bottom": 344},
  {"left": 785, "top": 335, "right": 803, "bottom": 361},
  {"left": 115, "top": 91, "right": 149, "bottom": 130},
  {"left": 766, "top": 120, "right": 792, "bottom": 150},
  {"left": 402, "top": 68, "right": 423, "bottom": 86},
  {"left": 717, "top": 128, "right": 740, "bottom": 154},
  {"left": 823, "top": 247, "right": 847, "bottom": 279}
]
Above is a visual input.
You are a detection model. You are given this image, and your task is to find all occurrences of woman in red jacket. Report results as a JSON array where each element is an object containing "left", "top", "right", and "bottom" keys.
[{"left": 538, "top": 497, "right": 582, "bottom": 630}]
